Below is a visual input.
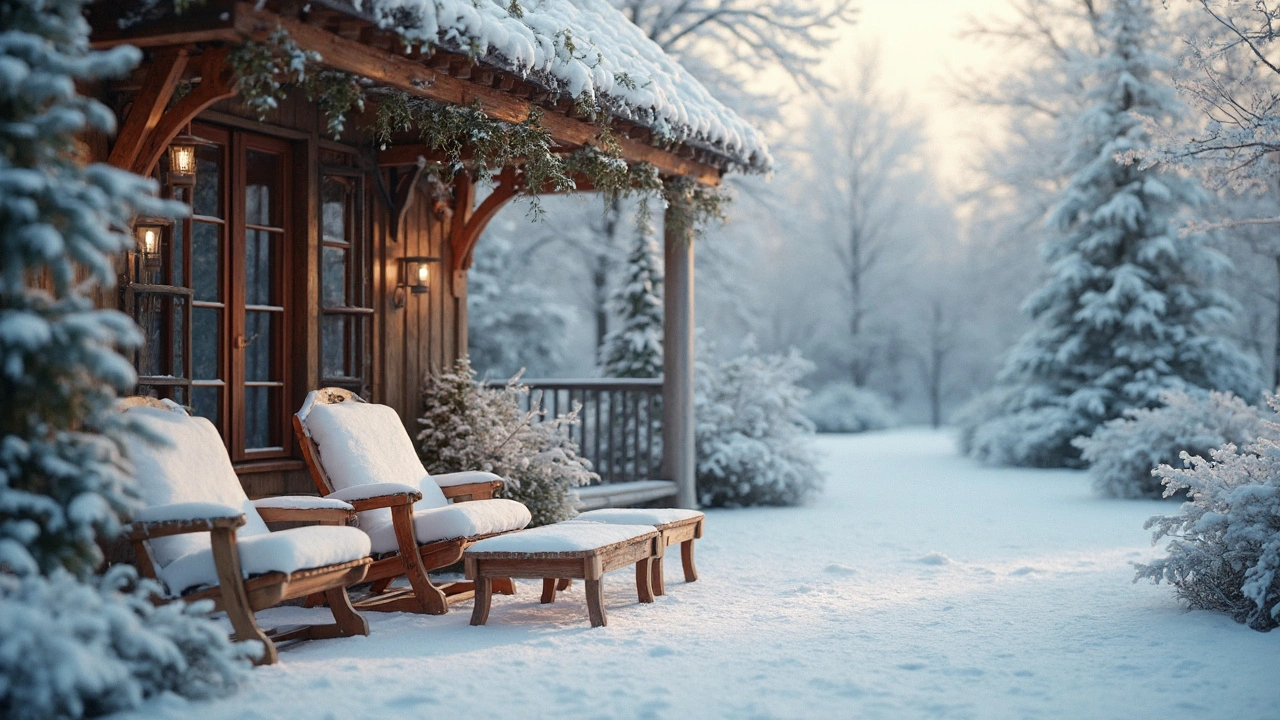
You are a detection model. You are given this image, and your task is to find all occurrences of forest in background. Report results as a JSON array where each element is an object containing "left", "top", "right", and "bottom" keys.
[{"left": 467, "top": 0, "right": 1280, "bottom": 428}]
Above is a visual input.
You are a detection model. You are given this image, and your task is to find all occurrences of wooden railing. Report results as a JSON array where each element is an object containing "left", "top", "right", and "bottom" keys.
[{"left": 516, "top": 378, "right": 663, "bottom": 484}]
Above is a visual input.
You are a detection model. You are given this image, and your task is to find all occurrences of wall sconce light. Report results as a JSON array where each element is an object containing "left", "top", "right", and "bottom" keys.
[
  {"left": 134, "top": 218, "right": 168, "bottom": 259},
  {"left": 393, "top": 256, "right": 440, "bottom": 308},
  {"left": 166, "top": 125, "right": 213, "bottom": 187}
]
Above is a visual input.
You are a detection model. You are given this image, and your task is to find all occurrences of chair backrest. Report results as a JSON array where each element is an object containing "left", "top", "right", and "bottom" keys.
[
  {"left": 295, "top": 388, "right": 448, "bottom": 511},
  {"left": 123, "top": 398, "right": 270, "bottom": 568}
]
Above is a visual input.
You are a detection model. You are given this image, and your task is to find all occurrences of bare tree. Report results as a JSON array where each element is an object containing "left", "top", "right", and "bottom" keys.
[{"left": 807, "top": 48, "right": 925, "bottom": 385}]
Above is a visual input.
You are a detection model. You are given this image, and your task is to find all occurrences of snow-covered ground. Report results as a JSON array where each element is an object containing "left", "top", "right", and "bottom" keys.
[{"left": 119, "top": 429, "right": 1280, "bottom": 719}]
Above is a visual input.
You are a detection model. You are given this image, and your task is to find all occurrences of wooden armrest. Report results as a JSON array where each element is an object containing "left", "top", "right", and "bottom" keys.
[
  {"left": 125, "top": 514, "right": 245, "bottom": 541},
  {"left": 326, "top": 483, "right": 422, "bottom": 512},
  {"left": 255, "top": 506, "right": 356, "bottom": 524},
  {"left": 440, "top": 480, "right": 504, "bottom": 501}
]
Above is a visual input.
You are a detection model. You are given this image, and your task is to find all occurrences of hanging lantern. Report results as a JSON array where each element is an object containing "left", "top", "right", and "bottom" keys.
[{"left": 166, "top": 126, "right": 213, "bottom": 186}]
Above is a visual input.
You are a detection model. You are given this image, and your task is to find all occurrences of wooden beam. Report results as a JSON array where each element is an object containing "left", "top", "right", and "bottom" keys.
[
  {"left": 108, "top": 47, "right": 190, "bottom": 171},
  {"left": 233, "top": 3, "right": 722, "bottom": 185},
  {"left": 92, "top": 27, "right": 242, "bottom": 49},
  {"left": 662, "top": 180, "right": 697, "bottom": 510}
]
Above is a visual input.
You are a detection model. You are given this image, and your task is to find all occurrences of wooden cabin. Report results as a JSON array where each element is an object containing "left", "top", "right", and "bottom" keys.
[{"left": 86, "top": 0, "right": 769, "bottom": 508}]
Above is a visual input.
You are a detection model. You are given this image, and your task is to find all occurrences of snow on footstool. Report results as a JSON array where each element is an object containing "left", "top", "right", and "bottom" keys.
[
  {"left": 463, "top": 522, "right": 660, "bottom": 627},
  {"left": 570, "top": 508, "right": 704, "bottom": 596}
]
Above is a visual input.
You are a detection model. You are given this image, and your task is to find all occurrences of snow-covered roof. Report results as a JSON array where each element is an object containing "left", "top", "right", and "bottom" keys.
[{"left": 348, "top": 0, "right": 772, "bottom": 173}]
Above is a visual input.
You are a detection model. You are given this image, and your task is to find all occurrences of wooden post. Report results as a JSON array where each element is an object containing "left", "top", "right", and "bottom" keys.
[{"left": 662, "top": 182, "right": 698, "bottom": 509}]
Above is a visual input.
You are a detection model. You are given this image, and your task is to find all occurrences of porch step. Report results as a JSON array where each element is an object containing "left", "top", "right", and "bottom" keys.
[{"left": 573, "top": 480, "right": 678, "bottom": 511}]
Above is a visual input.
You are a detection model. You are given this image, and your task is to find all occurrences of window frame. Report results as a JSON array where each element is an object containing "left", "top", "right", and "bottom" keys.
[{"left": 318, "top": 161, "right": 373, "bottom": 397}]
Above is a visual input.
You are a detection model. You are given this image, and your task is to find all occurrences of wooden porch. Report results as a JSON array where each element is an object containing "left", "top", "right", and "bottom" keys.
[{"left": 87, "top": 0, "right": 764, "bottom": 510}]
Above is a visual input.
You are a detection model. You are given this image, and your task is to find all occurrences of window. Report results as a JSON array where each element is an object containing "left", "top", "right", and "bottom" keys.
[
  {"left": 319, "top": 158, "right": 372, "bottom": 396},
  {"left": 132, "top": 125, "right": 295, "bottom": 462}
]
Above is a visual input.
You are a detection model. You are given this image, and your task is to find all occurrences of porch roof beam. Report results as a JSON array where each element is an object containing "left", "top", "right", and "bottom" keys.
[{"left": 232, "top": 3, "right": 723, "bottom": 186}]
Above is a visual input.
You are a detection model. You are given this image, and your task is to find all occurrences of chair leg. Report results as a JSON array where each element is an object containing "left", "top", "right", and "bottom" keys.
[
  {"left": 470, "top": 576, "right": 493, "bottom": 626},
  {"left": 636, "top": 558, "right": 655, "bottom": 604},
  {"left": 556, "top": 578, "right": 571, "bottom": 591},
  {"left": 681, "top": 539, "right": 698, "bottom": 582},
  {"left": 491, "top": 577, "right": 517, "bottom": 595},
  {"left": 369, "top": 577, "right": 393, "bottom": 594},
  {"left": 324, "top": 587, "right": 370, "bottom": 637},
  {"left": 209, "top": 528, "right": 277, "bottom": 665},
  {"left": 650, "top": 554, "right": 666, "bottom": 596},
  {"left": 392, "top": 504, "right": 450, "bottom": 614},
  {"left": 585, "top": 578, "right": 607, "bottom": 627},
  {"left": 540, "top": 578, "right": 558, "bottom": 604}
]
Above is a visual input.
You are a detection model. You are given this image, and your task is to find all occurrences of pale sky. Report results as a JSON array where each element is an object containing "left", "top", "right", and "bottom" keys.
[{"left": 822, "top": 0, "right": 1021, "bottom": 197}]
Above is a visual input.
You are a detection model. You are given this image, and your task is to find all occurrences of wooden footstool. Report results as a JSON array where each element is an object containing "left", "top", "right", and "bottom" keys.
[
  {"left": 464, "top": 523, "right": 660, "bottom": 627},
  {"left": 571, "top": 508, "right": 704, "bottom": 596}
]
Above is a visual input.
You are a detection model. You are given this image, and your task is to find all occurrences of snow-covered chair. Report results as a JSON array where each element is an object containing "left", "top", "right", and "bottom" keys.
[
  {"left": 293, "top": 388, "right": 532, "bottom": 614},
  {"left": 121, "top": 397, "right": 373, "bottom": 665}
]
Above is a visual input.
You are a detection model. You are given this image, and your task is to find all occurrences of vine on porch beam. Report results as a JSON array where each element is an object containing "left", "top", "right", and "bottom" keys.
[{"left": 225, "top": 26, "right": 731, "bottom": 231}]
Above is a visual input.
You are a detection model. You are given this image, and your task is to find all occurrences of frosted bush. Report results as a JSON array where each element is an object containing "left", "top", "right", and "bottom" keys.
[
  {"left": 696, "top": 348, "right": 823, "bottom": 507},
  {"left": 1136, "top": 395, "right": 1280, "bottom": 631},
  {"left": 0, "top": 566, "right": 250, "bottom": 720},
  {"left": 1075, "top": 390, "right": 1263, "bottom": 499},
  {"left": 961, "top": 391, "right": 1085, "bottom": 468},
  {"left": 803, "top": 382, "right": 895, "bottom": 433},
  {"left": 418, "top": 358, "right": 597, "bottom": 526}
]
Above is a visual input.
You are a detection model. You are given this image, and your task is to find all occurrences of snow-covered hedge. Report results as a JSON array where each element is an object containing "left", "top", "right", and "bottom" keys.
[
  {"left": 418, "top": 358, "right": 597, "bottom": 526},
  {"left": 0, "top": 567, "right": 250, "bottom": 720},
  {"left": 1075, "top": 390, "right": 1263, "bottom": 499},
  {"left": 803, "top": 382, "right": 895, "bottom": 434},
  {"left": 1136, "top": 395, "right": 1280, "bottom": 631},
  {"left": 695, "top": 348, "right": 823, "bottom": 507},
  {"left": 955, "top": 388, "right": 1083, "bottom": 468}
]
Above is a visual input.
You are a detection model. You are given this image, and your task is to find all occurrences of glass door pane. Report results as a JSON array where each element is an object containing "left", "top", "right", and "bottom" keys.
[{"left": 239, "top": 146, "right": 286, "bottom": 454}]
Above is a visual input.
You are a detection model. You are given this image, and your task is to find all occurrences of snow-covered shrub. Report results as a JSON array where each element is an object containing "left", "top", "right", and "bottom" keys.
[
  {"left": 0, "top": 567, "right": 250, "bottom": 720},
  {"left": 695, "top": 348, "right": 823, "bottom": 507},
  {"left": 1136, "top": 395, "right": 1280, "bottom": 631},
  {"left": 803, "top": 382, "right": 895, "bottom": 433},
  {"left": 418, "top": 358, "right": 597, "bottom": 526},
  {"left": 1075, "top": 390, "right": 1264, "bottom": 499}
]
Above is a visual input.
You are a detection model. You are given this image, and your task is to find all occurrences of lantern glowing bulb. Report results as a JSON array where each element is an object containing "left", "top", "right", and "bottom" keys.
[
  {"left": 170, "top": 144, "right": 196, "bottom": 176},
  {"left": 417, "top": 265, "right": 429, "bottom": 283},
  {"left": 143, "top": 228, "right": 158, "bottom": 254}
]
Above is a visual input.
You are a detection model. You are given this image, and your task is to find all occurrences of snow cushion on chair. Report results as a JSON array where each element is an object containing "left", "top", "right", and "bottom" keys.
[
  {"left": 160, "top": 525, "right": 372, "bottom": 596},
  {"left": 466, "top": 522, "right": 656, "bottom": 555},
  {"left": 361, "top": 500, "right": 532, "bottom": 555},
  {"left": 251, "top": 496, "right": 355, "bottom": 511},
  {"left": 432, "top": 471, "right": 505, "bottom": 488},
  {"left": 570, "top": 508, "right": 704, "bottom": 527},
  {"left": 125, "top": 405, "right": 270, "bottom": 568},
  {"left": 302, "top": 400, "right": 450, "bottom": 525}
]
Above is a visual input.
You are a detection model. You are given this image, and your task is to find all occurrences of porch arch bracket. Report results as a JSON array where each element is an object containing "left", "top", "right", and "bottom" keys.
[
  {"left": 450, "top": 166, "right": 522, "bottom": 274},
  {"left": 108, "top": 47, "right": 239, "bottom": 177}
]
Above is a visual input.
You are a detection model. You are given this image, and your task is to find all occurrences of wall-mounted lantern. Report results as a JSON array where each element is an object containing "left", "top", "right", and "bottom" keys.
[
  {"left": 166, "top": 126, "right": 213, "bottom": 187},
  {"left": 132, "top": 217, "right": 170, "bottom": 283},
  {"left": 393, "top": 256, "right": 441, "bottom": 308}
]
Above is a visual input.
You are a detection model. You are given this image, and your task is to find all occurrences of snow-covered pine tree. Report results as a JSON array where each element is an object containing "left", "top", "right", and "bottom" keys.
[
  {"left": 966, "top": 0, "right": 1261, "bottom": 468},
  {"left": 0, "top": 0, "right": 171, "bottom": 577},
  {"left": 600, "top": 228, "right": 663, "bottom": 378},
  {"left": 0, "top": 0, "right": 248, "bottom": 713}
]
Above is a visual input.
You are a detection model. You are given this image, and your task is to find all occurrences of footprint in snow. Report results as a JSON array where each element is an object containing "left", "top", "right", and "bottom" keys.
[
  {"left": 823, "top": 563, "right": 858, "bottom": 576},
  {"left": 1009, "top": 566, "right": 1039, "bottom": 576},
  {"left": 914, "top": 552, "right": 953, "bottom": 566}
]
